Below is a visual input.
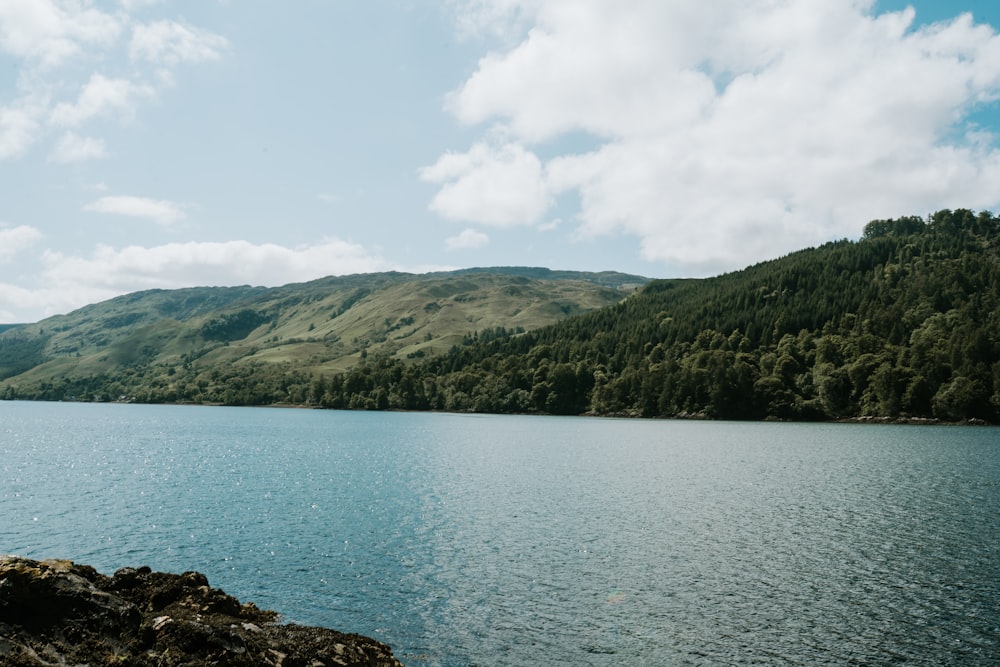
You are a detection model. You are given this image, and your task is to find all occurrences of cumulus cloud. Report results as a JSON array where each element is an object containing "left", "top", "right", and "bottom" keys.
[
  {"left": 420, "top": 141, "right": 551, "bottom": 227},
  {"left": 50, "top": 74, "right": 156, "bottom": 127},
  {"left": 0, "top": 225, "right": 43, "bottom": 262},
  {"left": 0, "top": 238, "right": 390, "bottom": 323},
  {"left": 434, "top": 0, "right": 1000, "bottom": 275},
  {"left": 0, "top": 280, "right": 120, "bottom": 323},
  {"left": 0, "top": 0, "right": 122, "bottom": 68},
  {"left": 41, "top": 239, "right": 387, "bottom": 293},
  {"left": 50, "top": 132, "right": 109, "bottom": 163},
  {"left": 130, "top": 20, "right": 229, "bottom": 65},
  {"left": 84, "top": 196, "right": 187, "bottom": 225},
  {"left": 0, "top": 1, "right": 127, "bottom": 160},
  {"left": 447, "top": 0, "right": 533, "bottom": 40},
  {"left": 0, "top": 102, "right": 42, "bottom": 159},
  {"left": 446, "top": 228, "right": 490, "bottom": 250},
  {"left": 119, "top": 0, "right": 164, "bottom": 10},
  {"left": 0, "top": 2, "right": 226, "bottom": 164}
]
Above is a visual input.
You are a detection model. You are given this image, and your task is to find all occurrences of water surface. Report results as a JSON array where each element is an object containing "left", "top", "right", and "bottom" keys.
[{"left": 2, "top": 402, "right": 997, "bottom": 665}]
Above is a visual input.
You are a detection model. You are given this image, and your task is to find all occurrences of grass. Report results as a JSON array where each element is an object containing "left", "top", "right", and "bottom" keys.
[{"left": 0, "top": 269, "right": 644, "bottom": 389}]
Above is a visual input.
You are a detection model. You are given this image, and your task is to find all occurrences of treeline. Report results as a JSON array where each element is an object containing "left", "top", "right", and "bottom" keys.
[{"left": 3, "top": 209, "right": 998, "bottom": 421}]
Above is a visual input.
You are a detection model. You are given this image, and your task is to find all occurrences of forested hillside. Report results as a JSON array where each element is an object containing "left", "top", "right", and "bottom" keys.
[{"left": 313, "top": 209, "right": 999, "bottom": 421}]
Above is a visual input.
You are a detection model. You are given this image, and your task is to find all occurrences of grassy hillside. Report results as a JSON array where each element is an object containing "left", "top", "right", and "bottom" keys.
[{"left": 0, "top": 268, "right": 643, "bottom": 403}]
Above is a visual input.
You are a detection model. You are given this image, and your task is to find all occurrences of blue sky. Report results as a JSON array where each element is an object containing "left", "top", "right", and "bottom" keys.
[{"left": 1, "top": 0, "right": 1000, "bottom": 323}]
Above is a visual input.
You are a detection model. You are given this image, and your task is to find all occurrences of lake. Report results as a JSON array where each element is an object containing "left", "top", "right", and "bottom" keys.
[{"left": 1, "top": 401, "right": 998, "bottom": 665}]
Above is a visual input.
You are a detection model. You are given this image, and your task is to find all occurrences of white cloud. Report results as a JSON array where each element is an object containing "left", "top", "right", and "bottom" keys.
[
  {"left": 130, "top": 20, "right": 229, "bottom": 65},
  {"left": 420, "top": 141, "right": 551, "bottom": 227},
  {"left": 84, "top": 196, "right": 187, "bottom": 225},
  {"left": 119, "top": 0, "right": 164, "bottom": 10},
  {"left": 0, "top": 283, "right": 60, "bottom": 323},
  {"left": 0, "top": 225, "right": 43, "bottom": 262},
  {"left": 436, "top": 0, "right": 1000, "bottom": 275},
  {"left": 0, "top": 280, "right": 123, "bottom": 323},
  {"left": 41, "top": 239, "right": 387, "bottom": 293},
  {"left": 50, "top": 132, "right": 109, "bottom": 163},
  {"left": 50, "top": 74, "right": 156, "bottom": 128},
  {"left": 446, "top": 228, "right": 490, "bottom": 250},
  {"left": 0, "top": 3, "right": 226, "bottom": 165},
  {"left": 0, "top": 0, "right": 122, "bottom": 68},
  {"left": 537, "top": 217, "right": 561, "bottom": 232},
  {"left": 0, "top": 238, "right": 390, "bottom": 323},
  {"left": 0, "top": 101, "right": 42, "bottom": 159},
  {"left": 447, "top": 0, "right": 532, "bottom": 40}
]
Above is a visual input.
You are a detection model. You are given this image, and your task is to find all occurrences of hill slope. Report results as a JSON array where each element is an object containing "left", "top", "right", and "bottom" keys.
[
  {"left": 0, "top": 268, "right": 643, "bottom": 403},
  {"left": 5, "top": 209, "right": 998, "bottom": 422},
  {"left": 313, "top": 209, "right": 1000, "bottom": 420}
]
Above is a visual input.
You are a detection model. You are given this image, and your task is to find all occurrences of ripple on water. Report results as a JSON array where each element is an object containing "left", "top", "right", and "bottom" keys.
[{"left": 1, "top": 405, "right": 997, "bottom": 666}]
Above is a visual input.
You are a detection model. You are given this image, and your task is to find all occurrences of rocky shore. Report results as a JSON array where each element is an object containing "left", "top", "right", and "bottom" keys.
[{"left": 0, "top": 556, "right": 404, "bottom": 666}]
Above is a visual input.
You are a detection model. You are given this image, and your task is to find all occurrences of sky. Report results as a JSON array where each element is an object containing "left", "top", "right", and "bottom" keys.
[{"left": 2, "top": 0, "right": 1000, "bottom": 323}]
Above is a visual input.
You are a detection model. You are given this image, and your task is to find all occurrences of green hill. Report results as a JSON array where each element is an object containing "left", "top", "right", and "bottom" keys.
[
  {"left": 5, "top": 209, "right": 998, "bottom": 422},
  {"left": 0, "top": 269, "right": 643, "bottom": 404},
  {"left": 312, "top": 209, "right": 1000, "bottom": 421}
]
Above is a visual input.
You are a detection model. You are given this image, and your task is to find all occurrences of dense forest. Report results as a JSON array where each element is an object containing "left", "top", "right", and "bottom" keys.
[
  {"left": 309, "top": 209, "right": 1000, "bottom": 422},
  {"left": 3, "top": 209, "right": 998, "bottom": 422}
]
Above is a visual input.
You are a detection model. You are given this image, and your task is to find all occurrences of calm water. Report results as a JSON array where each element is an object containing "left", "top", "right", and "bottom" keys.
[{"left": 1, "top": 402, "right": 998, "bottom": 666}]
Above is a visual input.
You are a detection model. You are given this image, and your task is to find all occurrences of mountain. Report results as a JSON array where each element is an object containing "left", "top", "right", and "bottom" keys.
[
  {"left": 4, "top": 209, "right": 998, "bottom": 422},
  {"left": 0, "top": 268, "right": 645, "bottom": 403},
  {"left": 309, "top": 209, "right": 1000, "bottom": 421}
]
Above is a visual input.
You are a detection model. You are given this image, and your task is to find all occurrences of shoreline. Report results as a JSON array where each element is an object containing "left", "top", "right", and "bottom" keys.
[{"left": 4, "top": 396, "right": 995, "bottom": 426}]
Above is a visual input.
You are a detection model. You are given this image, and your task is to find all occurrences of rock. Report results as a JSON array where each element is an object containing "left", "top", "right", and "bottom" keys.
[{"left": 0, "top": 556, "right": 404, "bottom": 666}]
